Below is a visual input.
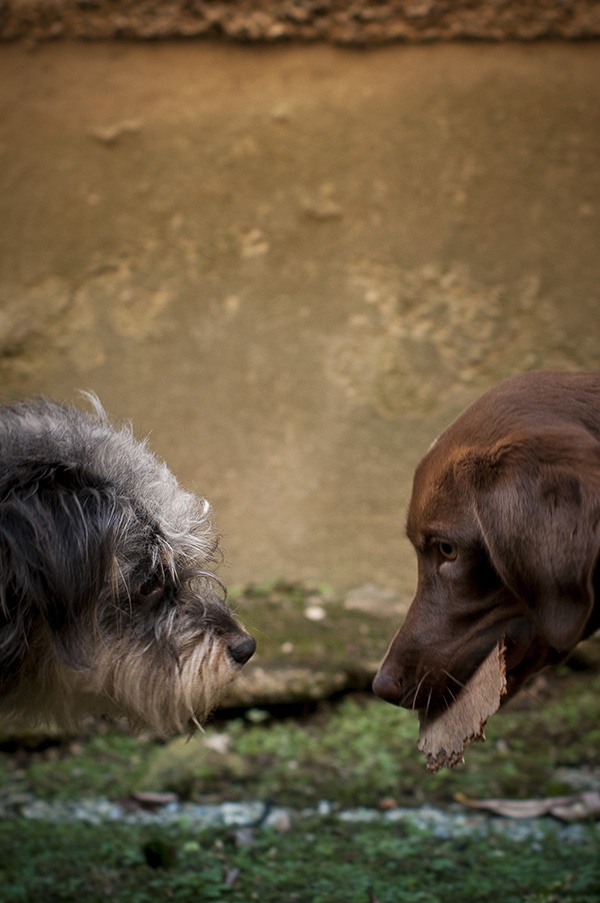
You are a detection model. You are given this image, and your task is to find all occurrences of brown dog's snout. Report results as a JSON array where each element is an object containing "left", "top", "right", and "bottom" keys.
[
  {"left": 373, "top": 613, "right": 427, "bottom": 708},
  {"left": 372, "top": 665, "right": 403, "bottom": 705},
  {"left": 373, "top": 628, "right": 463, "bottom": 712}
]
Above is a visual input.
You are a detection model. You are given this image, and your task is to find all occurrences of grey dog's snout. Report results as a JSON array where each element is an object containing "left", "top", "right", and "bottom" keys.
[{"left": 227, "top": 632, "right": 256, "bottom": 666}]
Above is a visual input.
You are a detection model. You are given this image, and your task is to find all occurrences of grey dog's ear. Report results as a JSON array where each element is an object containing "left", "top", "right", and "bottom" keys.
[
  {"left": 0, "top": 462, "right": 118, "bottom": 668},
  {"left": 458, "top": 428, "right": 600, "bottom": 653}
]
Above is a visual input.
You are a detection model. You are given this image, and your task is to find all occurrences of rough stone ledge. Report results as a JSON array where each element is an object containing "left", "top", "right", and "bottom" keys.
[
  {"left": 1, "top": 1, "right": 600, "bottom": 44},
  {"left": 218, "top": 581, "right": 407, "bottom": 708},
  {"left": 220, "top": 662, "right": 378, "bottom": 709}
]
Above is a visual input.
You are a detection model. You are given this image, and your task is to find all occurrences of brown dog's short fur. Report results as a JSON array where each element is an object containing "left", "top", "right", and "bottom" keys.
[{"left": 373, "top": 370, "right": 600, "bottom": 714}]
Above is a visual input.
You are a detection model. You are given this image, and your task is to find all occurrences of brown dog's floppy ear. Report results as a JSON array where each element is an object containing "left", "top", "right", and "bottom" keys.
[{"left": 461, "top": 428, "right": 600, "bottom": 653}]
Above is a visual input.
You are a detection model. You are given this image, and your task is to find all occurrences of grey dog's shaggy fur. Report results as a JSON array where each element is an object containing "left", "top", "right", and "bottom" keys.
[{"left": 0, "top": 396, "right": 255, "bottom": 734}]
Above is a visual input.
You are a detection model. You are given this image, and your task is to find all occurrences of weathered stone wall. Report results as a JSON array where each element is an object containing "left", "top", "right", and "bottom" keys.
[
  {"left": 2, "top": 0, "right": 600, "bottom": 42},
  {"left": 1, "top": 40, "right": 599, "bottom": 595}
]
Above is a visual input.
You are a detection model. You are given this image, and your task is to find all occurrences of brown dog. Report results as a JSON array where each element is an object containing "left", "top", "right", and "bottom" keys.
[{"left": 373, "top": 370, "right": 600, "bottom": 715}]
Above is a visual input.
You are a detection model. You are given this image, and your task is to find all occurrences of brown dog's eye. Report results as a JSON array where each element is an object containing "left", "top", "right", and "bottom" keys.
[{"left": 439, "top": 541, "right": 458, "bottom": 561}]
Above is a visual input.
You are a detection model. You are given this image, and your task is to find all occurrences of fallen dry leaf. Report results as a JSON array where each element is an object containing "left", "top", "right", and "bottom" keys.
[
  {"left": 129, "top": 791, "right": 178, "bottom": 809},
  {"left": 456, "top": 791, "right": 600, "bottom": 822}
]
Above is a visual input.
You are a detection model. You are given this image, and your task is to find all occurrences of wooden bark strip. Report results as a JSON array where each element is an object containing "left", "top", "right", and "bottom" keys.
[{"left": 418, "top": 643, "right": 506, "bottom": 772}]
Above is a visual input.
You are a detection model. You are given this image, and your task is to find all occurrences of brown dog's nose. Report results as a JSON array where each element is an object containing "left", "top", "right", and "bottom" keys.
[
  {"left": 227, "top": 633, "right": 256, "bottom": 666},
  {"left": 372, "top": 667, "right": 402, "bottom": 705}
]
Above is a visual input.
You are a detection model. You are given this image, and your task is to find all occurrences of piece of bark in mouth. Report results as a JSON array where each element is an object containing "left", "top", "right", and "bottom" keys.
[{"left": 417, "top": 643, "right": 507, "bottom": 772}]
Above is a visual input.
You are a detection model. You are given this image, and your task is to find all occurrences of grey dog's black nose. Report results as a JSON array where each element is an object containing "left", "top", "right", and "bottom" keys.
[{"left": 227, "top": 633, "right": 256, "bottom": 665}]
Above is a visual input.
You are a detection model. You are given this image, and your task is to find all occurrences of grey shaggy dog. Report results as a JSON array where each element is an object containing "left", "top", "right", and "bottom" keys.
[{"left": 0, "top": 396, "right": 255, "bottom": 735}]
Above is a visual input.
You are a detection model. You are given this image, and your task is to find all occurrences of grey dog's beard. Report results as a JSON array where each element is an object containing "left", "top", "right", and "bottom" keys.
[{"left": 18, "top": 629, "right": 241, "bottom": 736}]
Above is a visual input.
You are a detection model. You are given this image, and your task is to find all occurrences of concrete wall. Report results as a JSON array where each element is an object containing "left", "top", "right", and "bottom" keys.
[{"left": 1, "top": 41, "right": 599, "bottom": 593}]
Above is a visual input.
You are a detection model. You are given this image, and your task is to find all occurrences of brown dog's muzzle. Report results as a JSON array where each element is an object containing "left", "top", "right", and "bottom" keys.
[{"left": 372, "top": 611, "right": 561, "bottom": 713}]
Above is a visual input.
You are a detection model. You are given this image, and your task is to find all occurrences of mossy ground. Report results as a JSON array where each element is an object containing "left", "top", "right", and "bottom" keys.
[{"left": 1, "top": 582, "right": 600, "bottom": 900}]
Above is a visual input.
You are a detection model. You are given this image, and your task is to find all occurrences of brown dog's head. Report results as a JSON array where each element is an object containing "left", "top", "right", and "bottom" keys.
[{"left": 373, "top": 371, "right": 600, "bottom": 715}]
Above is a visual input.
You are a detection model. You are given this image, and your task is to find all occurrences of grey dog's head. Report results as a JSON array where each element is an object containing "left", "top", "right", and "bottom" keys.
[{"left": 0, "top": 397, "right": 255, "bottom": 734}]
